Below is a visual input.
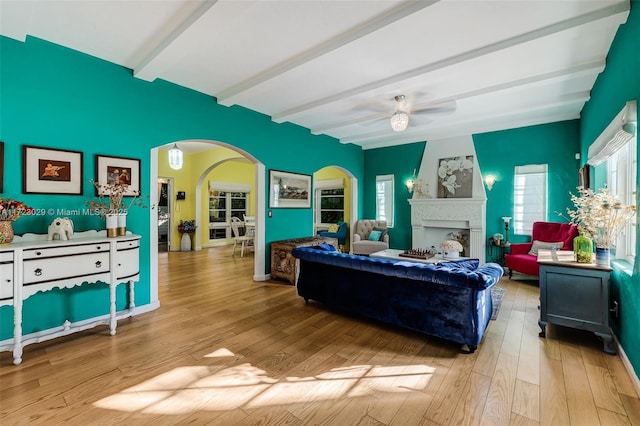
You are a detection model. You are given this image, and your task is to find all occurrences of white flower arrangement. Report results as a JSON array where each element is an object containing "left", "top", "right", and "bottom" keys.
[
  {"left": 563, "top": 186, "right": 636, "bottom": 249},
  {"left": 440, "top": 239, "right": 463, "bottom": 252}
]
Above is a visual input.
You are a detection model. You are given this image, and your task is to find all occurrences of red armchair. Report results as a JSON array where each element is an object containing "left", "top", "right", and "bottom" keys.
[{"left": 504, "top": 221, "right": 579, "bottom": 278}]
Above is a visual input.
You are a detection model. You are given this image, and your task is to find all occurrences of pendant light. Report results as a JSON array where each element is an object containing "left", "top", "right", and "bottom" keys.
[{"left": 168, "top": 143, "right": 183, "bottom": 170}]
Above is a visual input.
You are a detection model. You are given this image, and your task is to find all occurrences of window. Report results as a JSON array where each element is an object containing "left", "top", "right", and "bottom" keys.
[
  {"left": 316, "top": 188, "right": 344, "bottom": 226},
  {"left": 606, "top": 135, "right": 636, "bottom": 262},
  {"left": 314, "top": 178, "right": 345, "bottom": 230},
  {"left": 208, "top": 181, "right": 251, "bottom": 241},
  {"left": 375, "top": 174, "right": 394, "bottom": 228},
  {"left": 588, "top": 100, "right": 637, "bottom": 263},
  {"left": 513, "top": 164, "right": 548, "bottom": 235}
]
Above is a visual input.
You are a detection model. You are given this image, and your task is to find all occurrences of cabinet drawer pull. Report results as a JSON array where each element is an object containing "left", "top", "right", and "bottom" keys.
[
  {"left": 95, "top": 261, "right": 102, "bottom": 268},
  {"left": 35, "top": 251, "right": 42, "bottom": 256},
  {"left": 96, "top": 246, "right": 101, "bottom": 250},
  {"left": 34, "top": 268, "right": 43, "bottom": 276},
  {"left": 5, "top": 279, "right": 11, "bottom": 283}
]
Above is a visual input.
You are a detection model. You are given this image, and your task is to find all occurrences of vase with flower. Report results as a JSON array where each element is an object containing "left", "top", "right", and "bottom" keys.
[
  {"left": 87, "top": 180, "right": 147, "bottom": 237},
  {"left": 563, "top": 186, "right": 636, "bottom": 267},
  {"left": 440, "top": 239, "right": 463, "bottom": 259},
  {"left": 0, "top": 198, "right": 35, "bottom": 244}
]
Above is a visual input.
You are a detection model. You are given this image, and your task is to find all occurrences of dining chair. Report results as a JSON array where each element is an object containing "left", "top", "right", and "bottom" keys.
[{"left": 231, "top": 217, "right": 254, "bottom": 257}]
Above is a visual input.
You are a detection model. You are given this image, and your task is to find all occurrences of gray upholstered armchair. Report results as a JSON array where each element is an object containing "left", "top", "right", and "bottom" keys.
[{"left": 352, "top": 219, "right": 389, "bottom": 255}]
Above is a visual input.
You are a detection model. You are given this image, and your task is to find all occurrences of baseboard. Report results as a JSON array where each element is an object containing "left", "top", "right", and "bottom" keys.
[
  {"left": 254, "top": 273, "right": 271, "bottom": 281},
  {"left": 0, "top": 300, "right": 161, "bottom": 356},
  {"left": 133, "top": 300, "right": 161, "bottom": 315},
  {"left": 615, "top": 334, "right": 640, "bottom": 398}
]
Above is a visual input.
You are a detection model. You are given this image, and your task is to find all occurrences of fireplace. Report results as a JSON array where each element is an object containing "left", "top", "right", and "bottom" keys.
[{"left": 409, "top": 198, "right": 486, "bottom": 264}]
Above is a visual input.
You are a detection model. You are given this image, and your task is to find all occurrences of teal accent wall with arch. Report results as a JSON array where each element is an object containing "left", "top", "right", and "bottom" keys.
[{"left": 0, "top": 35, "right": 365, "bottom": 340}]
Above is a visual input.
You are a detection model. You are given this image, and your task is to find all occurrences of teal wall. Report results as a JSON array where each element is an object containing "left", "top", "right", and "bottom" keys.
[
  {"left": 363, "top": 142, "right": 425, "bottom": 249},
  {"left": 578, "top": 2, "right": 639, "bottom": 377},
  {"left": 474, "top": 120, "right": 581, "bottom": 247},
  {"left": 0, "top": 36, "right": 364, "bottom": 340}
]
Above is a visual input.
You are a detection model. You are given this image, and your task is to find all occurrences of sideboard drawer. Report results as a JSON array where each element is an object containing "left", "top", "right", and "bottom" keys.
[
  {"left": 117, "top": 239, "right": 139, "bottom": 250},
  {"left": 0, "top": 262, "right": 13, "bottom": 300},
  {"left": 23, "top": 243, "right": 109, "bottom": 260},
  {"left": 0, "top": 252, "right": 13, "bottom": 262},
  {"left": 23, "top": 252, "right": 110, "bottom": 285}
]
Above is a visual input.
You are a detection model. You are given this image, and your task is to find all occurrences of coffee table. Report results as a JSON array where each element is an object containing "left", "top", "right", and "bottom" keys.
[{"left": 370, "top": 248, "right": 455, "bottom": 264}]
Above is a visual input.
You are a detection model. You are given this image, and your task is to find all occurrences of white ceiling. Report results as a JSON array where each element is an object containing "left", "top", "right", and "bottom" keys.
[{"left": 1, "top": 0, "right": 630, "bottom": 150}]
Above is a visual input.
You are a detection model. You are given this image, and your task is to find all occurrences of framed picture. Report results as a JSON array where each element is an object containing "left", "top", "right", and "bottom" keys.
[
  {"left": 437, "top": 155, "right": 474, "bottom": 198},
  {"left": 269, "top": 169, "right": 312, "bottom": 208},
  {"left": 95, "top": 154, "right": 141, "bottom": 196},
  {"left": 579, "top": 164, "right": 590, "bottom": 189},
  {"left": 0, "top": 142, "right": 4, "bottom": 193},
  {"left": 23, "top": 145, "right": 83, "bottom": 195}
]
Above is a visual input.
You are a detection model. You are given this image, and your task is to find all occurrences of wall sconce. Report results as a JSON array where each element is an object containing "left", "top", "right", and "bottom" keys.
[
  {"left": 406, "top": 169, "right": 417, "bottom": 193},
  {"left": 484, "top": 174, "right": 496, "bottom": 191}
]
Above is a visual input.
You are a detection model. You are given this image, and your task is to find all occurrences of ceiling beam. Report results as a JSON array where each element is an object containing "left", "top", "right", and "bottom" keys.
[
  {"left": 0, "top": 1, "right": 35, "bottom": 42},
  {"left": 310, "top": 59, "right": 603, "bottom": 134},
  {"left": 215, "top": 1, "right": 440, "bottom": 106},
  {"left": 271, "top": 1, "right": 629, "bottom": 123},
  {"left": 133, "top": 0, "right": 220, "bottom": 82}
]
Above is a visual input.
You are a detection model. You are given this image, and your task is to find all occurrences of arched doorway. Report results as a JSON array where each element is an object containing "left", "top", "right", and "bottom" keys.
[
  {"left": 313, "top": 165, "right": 358, "bottom": 253},
  {"left": 149, "top": 140, "right": 266, "bottom": 306}
]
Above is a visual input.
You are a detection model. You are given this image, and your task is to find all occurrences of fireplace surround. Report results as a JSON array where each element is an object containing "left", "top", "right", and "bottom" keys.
[{"left": 409, "top": 197, "right": 486, "bottom": 264}]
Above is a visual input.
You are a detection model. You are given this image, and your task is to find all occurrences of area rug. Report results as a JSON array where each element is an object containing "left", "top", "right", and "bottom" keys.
[{"left": 491, "top": 286, "right": 506, "bottom": 320}]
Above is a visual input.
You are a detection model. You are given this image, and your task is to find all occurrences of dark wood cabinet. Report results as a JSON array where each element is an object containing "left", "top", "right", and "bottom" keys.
[
  {"left": 538, "top": 249, "right": 615, "bottom": 354},
  {"left": 271, "top": 236, "right": 338, "bottom": 285}
]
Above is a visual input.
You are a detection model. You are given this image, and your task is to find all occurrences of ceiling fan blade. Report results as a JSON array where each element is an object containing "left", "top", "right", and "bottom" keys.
[
  {"left": 412, "top": 100, "right": 457, "bottom": 115},
  {"left": 408, "top": 114, "right": 434, "bottom": 125}
]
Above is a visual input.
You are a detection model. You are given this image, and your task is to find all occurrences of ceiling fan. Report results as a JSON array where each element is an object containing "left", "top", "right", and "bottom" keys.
[{"left": 360, "top": 94, "right": 457, "bottom": 132}]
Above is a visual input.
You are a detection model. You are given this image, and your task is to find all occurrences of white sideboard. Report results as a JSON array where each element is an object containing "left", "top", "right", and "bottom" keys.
[{"left": 0, "top": 230, "right": 140, "bottom": 365}]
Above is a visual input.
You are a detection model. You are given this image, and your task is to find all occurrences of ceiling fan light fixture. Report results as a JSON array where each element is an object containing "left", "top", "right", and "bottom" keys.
[{"left": 390, "top": 111, "right": 409, "bottom": 132}]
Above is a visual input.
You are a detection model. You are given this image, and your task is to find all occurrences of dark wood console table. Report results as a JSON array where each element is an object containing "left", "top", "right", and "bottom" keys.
[
  {"left": 537, "top": 249, "right": 615, "bottom": 354},
  {"left": 270, "top": 236, "right": 338, "bottom": 285}
]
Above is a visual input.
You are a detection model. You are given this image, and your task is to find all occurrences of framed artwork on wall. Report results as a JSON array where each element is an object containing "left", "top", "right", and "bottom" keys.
[
  {"left": 437, "top": 155, "right": 474, "bottom": 198},
  {"left": 95, "top": 154, "right": 141, "bottom": 196},
  {"left": 269, "top": 169, "right": 312, "bottom": 208},
  {"left": 22, "top": 145, "right": 83, "bottom": 195},
  {"left": 0, "top": 142, "right": 4, "bottom": 193}
]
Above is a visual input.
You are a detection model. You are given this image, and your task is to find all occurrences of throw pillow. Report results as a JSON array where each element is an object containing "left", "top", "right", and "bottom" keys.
[
  {"left": 313, "top": 242, "right": 337, "bottom": 251},
  {"left": 368, "top": 230, "right": 383, "bottom": 241},
  {"left": 327, "top": 224, "right": 340, "bottom": 233},
  {"left": 528, "top": 240, "right": 564, "bottom": 256},
  {"left": 372, "top": 227, "right": 388, "bottom": 241}
]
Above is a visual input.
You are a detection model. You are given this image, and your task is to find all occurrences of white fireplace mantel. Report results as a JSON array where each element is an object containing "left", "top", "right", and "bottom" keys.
[{"left": 409, "top": 197, "right": 486, "bottom": 263}]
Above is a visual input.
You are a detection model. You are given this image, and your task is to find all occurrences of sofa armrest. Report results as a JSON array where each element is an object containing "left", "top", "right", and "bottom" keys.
[
  {"left": 508, "top": 243, "right": 532, "bottom": 255},
  {"left": 353, "top": 234, "right": 362, "bottom": 242}
]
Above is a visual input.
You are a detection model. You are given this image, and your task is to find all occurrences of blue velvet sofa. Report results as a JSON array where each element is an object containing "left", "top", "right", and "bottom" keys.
[{"left": 291, "top": 247, "right": 504, "bottom": 353}]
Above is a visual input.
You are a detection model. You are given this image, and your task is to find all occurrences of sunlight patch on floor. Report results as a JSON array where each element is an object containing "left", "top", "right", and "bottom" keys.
[{"left": 93, "top": 348, "right": 436, "bottom": 415}]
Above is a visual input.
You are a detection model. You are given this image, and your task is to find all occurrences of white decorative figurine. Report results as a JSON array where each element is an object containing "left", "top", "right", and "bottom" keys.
[{"left": 47, "top": 217, "right": 74, "bottom": 241}]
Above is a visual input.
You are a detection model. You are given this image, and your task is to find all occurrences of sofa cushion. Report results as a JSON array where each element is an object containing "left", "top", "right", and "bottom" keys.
[{"left": 528, "top": 240, "right": 564, "bottom": 256}]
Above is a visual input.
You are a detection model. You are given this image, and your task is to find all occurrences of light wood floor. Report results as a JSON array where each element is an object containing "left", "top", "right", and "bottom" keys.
[{"left": 1, "top": 247, "right": 639, "bottom": 425}]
